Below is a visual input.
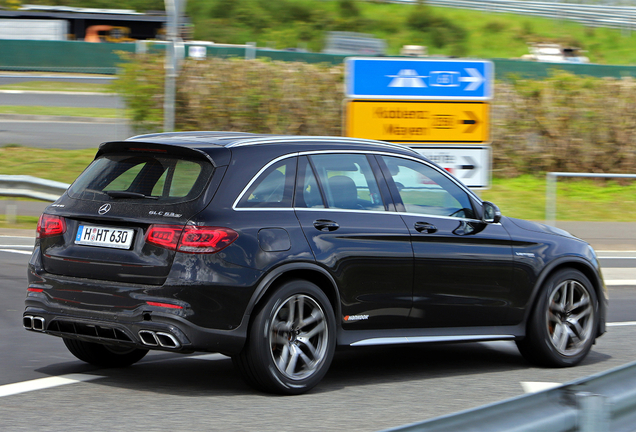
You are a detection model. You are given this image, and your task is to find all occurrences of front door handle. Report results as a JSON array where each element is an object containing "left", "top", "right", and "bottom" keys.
[
  {"left": 414, "top": 222, "right": 437, "bottom": 234},
  {"left": 313, "top": 220, "right": 340, "bottom": 232}
]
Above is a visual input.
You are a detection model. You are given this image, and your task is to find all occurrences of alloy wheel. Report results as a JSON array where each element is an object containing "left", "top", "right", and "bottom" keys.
[
  {"left": 546, "top": 279, "right": 595, "bottom": 357},
  {"left": 268, "top": 294, "right": 329, "bottom": 381}
]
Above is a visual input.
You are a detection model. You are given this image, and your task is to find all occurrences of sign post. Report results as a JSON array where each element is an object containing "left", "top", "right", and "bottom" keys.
[
  {"left": 344, "top": 57, "right": 494, "bottom": 188},
  {"left": 163, "top": 0, "right": 185, "bottom": 132}
]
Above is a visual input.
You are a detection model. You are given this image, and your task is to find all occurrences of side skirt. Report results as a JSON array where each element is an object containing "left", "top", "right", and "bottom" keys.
[{"left": 338, "top": 325, "right": 525, "bottom": 347}]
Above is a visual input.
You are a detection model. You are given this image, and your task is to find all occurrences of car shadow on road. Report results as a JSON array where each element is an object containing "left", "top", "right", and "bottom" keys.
[
  {"left": 321, "top": 342, "right": 612, "bottom": 392},
  {"left": 33, "top": 341, "right": 612, "bottom": 397}
]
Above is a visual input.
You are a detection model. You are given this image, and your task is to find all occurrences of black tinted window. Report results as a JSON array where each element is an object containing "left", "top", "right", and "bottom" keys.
[
  {"left": 68, "top": 153, "right": 212, "bottom": 204},
  {"left": 237, "top": 158, "right": 296, "bottom": 208},
  {"left": 294, "top": 156, "right": 325, "bottom": 208}
]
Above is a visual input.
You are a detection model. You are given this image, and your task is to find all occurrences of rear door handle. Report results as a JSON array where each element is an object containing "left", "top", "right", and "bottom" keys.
[
  {"left": 414, "top": 222, "right": 437, "bottom": 234},
  {"left": 313, "top": 220, "right": 340, "bottom": 232}
]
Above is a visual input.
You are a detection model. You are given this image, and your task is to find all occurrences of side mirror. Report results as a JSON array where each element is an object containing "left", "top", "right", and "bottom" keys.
[{"left": 482, "top": 201, "right": 501, "bottom": 224}]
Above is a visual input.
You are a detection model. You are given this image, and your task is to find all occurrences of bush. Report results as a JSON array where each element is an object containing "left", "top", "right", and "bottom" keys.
[
  {"left": 492, "top": 72, "right": 636, "bottom": 176},
  {"left": 114, "top": 56, "right": 636, "bottom": 177},
  {"left": 113, "top": 54, "right": 343, "bottom": 136}
]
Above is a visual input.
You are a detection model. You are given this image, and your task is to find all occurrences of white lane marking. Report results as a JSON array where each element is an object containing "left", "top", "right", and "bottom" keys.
[
  {"left": 600, "top": 257, "right": 636, "bottom": 260},
  {"left": 597, "top": 251, "right": 636, "bottom": 253},
  {"left": 521, "top": 382, "right": 561, "bottom": 394},
  {"left": 606, "top": 280, "right": 636, "bottom": 286},
  {"left": 0, "top": 90, "right": 108, "bottom": 96},
  {"left": 607, "top": 321, "right": 636, "bottom": 327},
  {"left": 0, "top": 245, "right": 34, "bottom": 248},
  {"left": 0, "top": 249, "right": 32, "bottom": 255},
  {"left": 0, "top": 374, "right": 104, "bottom": 398}
]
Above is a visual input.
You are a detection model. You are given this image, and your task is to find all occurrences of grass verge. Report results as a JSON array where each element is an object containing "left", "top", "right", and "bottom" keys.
[
  {"left": 0, "top": 215, "right": 40, "bottom": 231},
  {"left": 0, "top": 80, "right": 112, "bottom": 93},
  {"left": 481, "top": 175, "right": 636, "bottom": 222},
  {"left": 0, "top": 105, "right": 124, "bottom": 118}
]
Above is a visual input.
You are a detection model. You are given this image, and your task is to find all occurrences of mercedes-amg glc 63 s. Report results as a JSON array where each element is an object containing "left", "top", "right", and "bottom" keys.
[{"left": 24, "top": 132, "right": 607, "bottom": 394}]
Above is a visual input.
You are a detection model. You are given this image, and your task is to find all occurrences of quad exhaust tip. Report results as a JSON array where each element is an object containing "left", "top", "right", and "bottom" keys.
[
  {"left": 138, "top": 330, "right": 180, "bottom": 349},
  {"left": 23, "top": 315, "right": 45, "bottom": 331}
]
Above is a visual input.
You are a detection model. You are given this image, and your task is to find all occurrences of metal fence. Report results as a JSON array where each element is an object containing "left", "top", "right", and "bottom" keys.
[
  {"left": 414, "top": 0, "right": 636, "bottom": 30},
  {"left": 0, "top": 175, "right": 69, "bottom": 202},
  {"left": 545, "top": 172, "right": 636, "bottom": 226},
  {"left": 385, "top": 359, "right": 636, "bottom": 432}
]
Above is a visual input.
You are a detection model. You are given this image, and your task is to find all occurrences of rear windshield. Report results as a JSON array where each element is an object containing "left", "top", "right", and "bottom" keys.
[{"left": 68, "top": 153, "right": 213, "bottom": 204}]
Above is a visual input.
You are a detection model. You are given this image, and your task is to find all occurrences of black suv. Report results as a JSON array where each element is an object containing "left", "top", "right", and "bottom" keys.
[{"left": 24, "top": 132, "right": 607, "bottom": 394}]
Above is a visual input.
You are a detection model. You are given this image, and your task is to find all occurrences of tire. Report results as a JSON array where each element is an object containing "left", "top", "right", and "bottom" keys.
[
  {"left": 63, "top": 338, "right": 148, "bottom": 368},
  {"left": 517, "top": 269, "right": 598, "bottom": 367},
  {"left": 232, "top": 280, "right": 336, "bottom": 395}
]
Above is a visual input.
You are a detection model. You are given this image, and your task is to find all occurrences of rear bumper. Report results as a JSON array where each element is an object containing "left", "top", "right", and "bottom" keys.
[
  {"left": 23, "top": 302, "right": 248, "bottom": 355},
  {"left": 25, "top": 252, "right": 255, "bottom": 355}
]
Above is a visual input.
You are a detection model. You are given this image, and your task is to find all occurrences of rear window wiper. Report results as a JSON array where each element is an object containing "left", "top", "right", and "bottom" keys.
[{"left": 106, "top": 190, "right": 159, "bottom": 200}]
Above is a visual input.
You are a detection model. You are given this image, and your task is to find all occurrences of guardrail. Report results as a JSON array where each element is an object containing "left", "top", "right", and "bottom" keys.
[
  {"left": 387, "top": 0, "right": 636, "bottom": 31},
  {"left": 384, "top": 359, "right": 636, "bottom": 432},
  {"left": 0, "top": 175, "right": 69, "bottom": 202},
  {"left": 545, "top": 172, "right": 636, "bottom": 226}
]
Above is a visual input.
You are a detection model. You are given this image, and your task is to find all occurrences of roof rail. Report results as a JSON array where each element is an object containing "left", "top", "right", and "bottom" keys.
[{"left": 226, "top": 135, "right": 417, "bottom": 153}]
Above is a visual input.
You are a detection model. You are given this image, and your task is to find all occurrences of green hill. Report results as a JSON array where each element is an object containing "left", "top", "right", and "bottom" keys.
[{"left": 185, "top": 0, "right": 636, "bottom": 65}]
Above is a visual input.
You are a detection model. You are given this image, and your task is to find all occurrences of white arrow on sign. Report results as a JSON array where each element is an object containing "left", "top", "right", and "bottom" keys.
[{"left": 459, "top": 68, "right": 484, "bottom": 92}]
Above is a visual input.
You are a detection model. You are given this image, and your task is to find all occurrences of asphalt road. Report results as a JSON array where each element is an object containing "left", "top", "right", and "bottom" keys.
[
  {"left": 0, "top": 81, "right": 132, "bottom": 148},
  {"left": 0, "top": 118, "right": 133, "bottom": 149},
  {"left": 1, "top": 238, "right": 636, "bottom": 432},
  {"left": 1, "top": 92, "right": 123, "bottom": 109}
]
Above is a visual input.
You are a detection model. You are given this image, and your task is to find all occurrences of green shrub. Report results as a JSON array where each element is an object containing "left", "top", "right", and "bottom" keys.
[
  {"left": 114, "top": 56, "right": 636, "bottom": 177},
  {"left": 114, "top": 54, "right": 343, "bottom": 136}
]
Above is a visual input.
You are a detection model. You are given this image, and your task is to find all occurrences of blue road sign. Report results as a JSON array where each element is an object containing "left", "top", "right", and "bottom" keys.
[{"left": 345, "top": 58, "right": 494, "bottom": 100}]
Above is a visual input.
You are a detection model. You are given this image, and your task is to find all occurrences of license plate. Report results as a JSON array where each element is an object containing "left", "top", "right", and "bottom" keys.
[{"left": 75, "top": 225, "right": 134, "bottom": 250}]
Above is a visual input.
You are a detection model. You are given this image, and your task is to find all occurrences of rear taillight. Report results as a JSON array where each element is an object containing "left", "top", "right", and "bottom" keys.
[
  {"left": 145, "top": 225, "right": 184, "bottom": 250},
  {"left": 146, "top": 225, "right": 238, "bottom": 254},
  {"left": 36, "top": 214, "right": 66, "bottom": 238}
]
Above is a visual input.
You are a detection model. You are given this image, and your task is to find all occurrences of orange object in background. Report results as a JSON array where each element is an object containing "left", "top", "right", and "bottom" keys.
[
  {"left": 85, "top": 25, "right": 113, "bottom": 42},
  {"left": 85, "top": 25, "right": 135, "bottom": 43}
]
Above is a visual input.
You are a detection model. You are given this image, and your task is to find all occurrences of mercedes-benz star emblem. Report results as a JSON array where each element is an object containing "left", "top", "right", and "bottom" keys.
[{"left": 98, "top": 203, "right": 111, "bottom": 215}]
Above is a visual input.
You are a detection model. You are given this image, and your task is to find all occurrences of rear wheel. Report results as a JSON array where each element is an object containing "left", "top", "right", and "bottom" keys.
[
  {"left": 517, "top": 269, "right": 598, "bottom": 367},
  {"left": 63, "top": 338, "right": 148, "bottom": 368},
  {"left": 233, "top": 280, "right": 336, "bottom": 395}
]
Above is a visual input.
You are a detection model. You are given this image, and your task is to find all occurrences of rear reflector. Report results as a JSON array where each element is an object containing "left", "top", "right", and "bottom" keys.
[
  {"left": 27, "top": 288, "right": 44, "bottom": 293},
  {"left": 146, "top": 225, "right": 238, "bottom": 254},
  {"left": 146, "top": 301, "right": 183, "bottom": 309},
  {"left": 37, "top": 214, "right": 66, "bottom": 238},
  {"left": 129, "top": 147, "right": 168, "bottom": 153}
]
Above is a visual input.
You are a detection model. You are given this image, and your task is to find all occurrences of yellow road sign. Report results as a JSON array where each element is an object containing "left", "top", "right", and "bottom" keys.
[{"left": 345, "top": 100, "right": 489, "bottom": 143}]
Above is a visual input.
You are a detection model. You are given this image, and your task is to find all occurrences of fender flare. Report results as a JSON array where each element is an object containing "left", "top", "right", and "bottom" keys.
[{"left": 242, "top": 262, "right": 341, "bottom": 325}]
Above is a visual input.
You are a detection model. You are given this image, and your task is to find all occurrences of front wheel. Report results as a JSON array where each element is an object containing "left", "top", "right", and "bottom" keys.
[
  {"left": 63, "top": 338, "right": 148, "bottom": 368},
  {"left": 517, "top": 269, "right": 598, "bottom": 367},
  {"left": 233, "top": 280, "right": 336, "bottom": 395}
]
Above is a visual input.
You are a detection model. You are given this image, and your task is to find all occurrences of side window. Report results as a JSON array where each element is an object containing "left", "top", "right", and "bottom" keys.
[
  {"left": 380, "top": 156, "right": 475, "bottom": 219},
  {"left": 308, "top": 154, "right": 385, "bottom": 211},
  {"left": 237, "top": 158, "right": 295, "bottom": 208},
  {"left": 295, "top": 156, "right": 325, "bottom": 208}
]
